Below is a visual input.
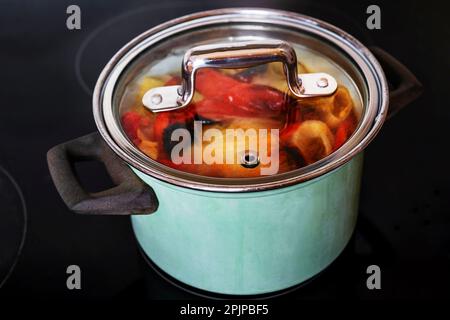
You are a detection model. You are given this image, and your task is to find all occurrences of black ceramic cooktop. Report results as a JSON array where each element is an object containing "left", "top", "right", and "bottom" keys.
[{"left": 0, "top": 0, "right": 449, "bottom": 302}]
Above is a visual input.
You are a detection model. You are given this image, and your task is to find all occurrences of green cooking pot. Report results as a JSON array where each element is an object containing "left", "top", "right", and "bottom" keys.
[{"left": 47, "top": 8, "right": 421, "bottom": 295}]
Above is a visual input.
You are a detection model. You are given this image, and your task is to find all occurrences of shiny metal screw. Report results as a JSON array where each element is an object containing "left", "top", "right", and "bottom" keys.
[
  {"left": 316, "top": 78, "right": 329, "bottom": 88},
  {"left": 151, "top": 94, "right": 163, "bottom": 105}
]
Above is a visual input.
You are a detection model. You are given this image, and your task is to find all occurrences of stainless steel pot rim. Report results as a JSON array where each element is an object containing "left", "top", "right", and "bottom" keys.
[{"left": 93, "top": 7, "right": 388, "bottom": 193}]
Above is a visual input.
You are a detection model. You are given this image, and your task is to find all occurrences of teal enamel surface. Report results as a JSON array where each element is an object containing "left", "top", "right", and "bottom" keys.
[{"left": 131, "top": 154, "right": 363, "bottom": 295}]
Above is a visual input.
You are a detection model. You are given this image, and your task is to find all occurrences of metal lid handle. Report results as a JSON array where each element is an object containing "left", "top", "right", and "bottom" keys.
[{"left": 143, "top": 40, "right": 337, "bottom": 112}]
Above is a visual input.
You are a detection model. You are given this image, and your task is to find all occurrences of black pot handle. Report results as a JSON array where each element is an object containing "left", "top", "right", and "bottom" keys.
[
  {"left": 47, "top": 132, "right": 158, "bottom": 215},
  {"left": 370, "top": 46, "right": 423, "bottom": 119}
]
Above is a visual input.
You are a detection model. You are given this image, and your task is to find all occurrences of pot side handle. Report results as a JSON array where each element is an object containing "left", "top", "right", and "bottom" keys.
[
  {"left": 47, "top": 132, "right": 158, "bottom": 215},
  {"left": 370, "top": 46, "right": 423, "bottom": 119}
]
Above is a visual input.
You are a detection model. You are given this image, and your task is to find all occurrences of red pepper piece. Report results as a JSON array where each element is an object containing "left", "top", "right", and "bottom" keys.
[
  {"left": 121, "top": 111, "right": 142, "bottom": 145},
  {"left": 280, "top": 123, "right": 302, "bottom": 144},
  {"left": 136, "top": 116, "right": 153, "bottom": 140},
  {"left": 225, "top": 83, "right": 286, "bottom": 114},
  {"left": 286, "top": 105, "right": 303, "bottom": 125},
  {"left": 196, "top": 69, "right": 287, "bottom": 118},
  {"left": 232, "top": 64, "right": 267, "bottom": 83},
  {"left": 158, "top": 158, "right": 179, "bottom": 168},
  {"left": 194, "top": 99, "right": 256, "bottom": 121},
  {"left": 333, "top": 113, "right": 357, "bottom": 151},
  {"left": 153, "top": 108, "right": 195, "bottom": 155},
  {"left": 195, "top": 69, "right": 242, "bottom": 98},
  {"left": 165, "top": 76, "right": 181, "bottom": 86},
  {"left": 141, "top": 116, "right": 152, "bottom": 126},
  {"left": 153, "top": 113, "right": 171, "bottom": 144},
  {"left": 158, "top": 158, "right": 192, "bottom": 171}
]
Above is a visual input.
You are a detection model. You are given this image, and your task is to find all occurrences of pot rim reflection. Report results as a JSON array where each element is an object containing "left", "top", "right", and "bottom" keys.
[{"left": 93, "top": 7, "right": 388, "bottom": 192}]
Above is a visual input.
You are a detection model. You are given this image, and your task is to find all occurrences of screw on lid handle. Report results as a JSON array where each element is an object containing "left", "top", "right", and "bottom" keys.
[{"left": 142, "top": 40, "right": 338, "bottom": 112}]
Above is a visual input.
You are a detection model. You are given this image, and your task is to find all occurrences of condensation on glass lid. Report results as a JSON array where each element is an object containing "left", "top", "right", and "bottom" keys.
[{"left": 119, "top": 44, "right": 363, "bottom": 179}]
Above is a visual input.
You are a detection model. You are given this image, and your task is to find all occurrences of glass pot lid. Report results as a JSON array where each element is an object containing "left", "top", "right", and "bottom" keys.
[{"left": 94, "top": 8, "right": 388, "bottom": 192}]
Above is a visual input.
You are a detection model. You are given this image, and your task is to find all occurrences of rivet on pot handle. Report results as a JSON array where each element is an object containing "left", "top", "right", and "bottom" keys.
[
  {"left": 370, "top": 46, "right": 423, "bottom": 119},
  {"left": 47, "top": 132, "right": 158, "bottom": 215},
  {"left": 143, "top": 40, "right": 338, "bottom": 112}
]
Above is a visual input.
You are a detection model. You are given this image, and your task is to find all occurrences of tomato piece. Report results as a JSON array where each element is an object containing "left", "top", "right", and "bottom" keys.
[{"left": 121, "top": 111, "right": 142, "bottom": 145}]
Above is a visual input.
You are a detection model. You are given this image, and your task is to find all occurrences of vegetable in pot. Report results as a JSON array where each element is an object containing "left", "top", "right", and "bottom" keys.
[
  {"left": 120, "top": 63, "right": 359, "bottom": 178},
  {"left": 281, "top": 120, "right": 334, "bottom": 164}
]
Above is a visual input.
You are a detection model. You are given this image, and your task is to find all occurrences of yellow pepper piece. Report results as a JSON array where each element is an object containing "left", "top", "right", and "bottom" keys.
[
  {"left": 138, "top": 77, "right": 165, "bottom": 100},
  {"left": 193, "top": 92, "right": 203, "bottom": 103},
  {"left": 139, "top": 139, "right": 158, "bottom": 159}
]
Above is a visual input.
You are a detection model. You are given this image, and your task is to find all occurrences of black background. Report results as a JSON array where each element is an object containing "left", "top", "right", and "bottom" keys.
[{"left": 0, "top": 0, "right": 449, "bottom": 300}]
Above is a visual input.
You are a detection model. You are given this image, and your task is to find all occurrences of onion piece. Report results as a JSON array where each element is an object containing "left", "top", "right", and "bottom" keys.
[
  {"left": 282, "top": 120, "right": 334, "bottom": 164},
  {"left": 300, "top": 86, "right": 354, "bottom": 129}
]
